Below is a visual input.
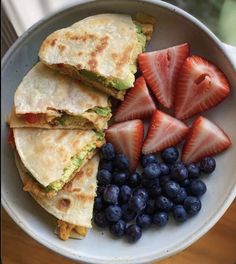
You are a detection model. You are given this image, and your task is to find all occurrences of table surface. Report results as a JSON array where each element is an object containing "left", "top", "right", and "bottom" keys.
[{"left": 2, "top": 200, "right": 236, "bottom": 264}]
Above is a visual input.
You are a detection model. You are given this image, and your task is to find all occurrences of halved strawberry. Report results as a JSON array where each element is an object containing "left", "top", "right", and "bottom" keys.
[
  {"left": 142, "top": 110, "right": 189, "bottom": 154},
  {"left": 114, "top": 76, "right": 156, "bottom": 122},
  {"left": 182, "top": 116, "right": 231, "bottom": 163},
  {"left": 105, "top": 120, "right": 144, "bottom": 171},
  {"left": 175, "top": 55, "right": 230, "bottom": 120},
  {"left": 138, "top": 43, "right": 189, "bottom": 108}
]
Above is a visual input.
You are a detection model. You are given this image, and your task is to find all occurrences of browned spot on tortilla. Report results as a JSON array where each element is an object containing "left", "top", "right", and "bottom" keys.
[
  {"left": 75, "top": 170, "right": 84, "bottom": 180},
  {"left": 58, "top": 44, "right": 66, "bottom": 53},
  {"left": 85, "top": 167, "right": 93, "bottom": 177},
  {"left": 76, "top": 193, "right": 94, "bottom": 202},
  {"left": 67, "top": 32, "right": 96, "bottom": 42},
  {"left": 116, "top": 45, "right": 133, "bottom": 73},
  {"left": 50, "top": 39, "right": 57, "bottom": 46},
  {"left": 88, "top": 59, "right": 98, "bottom": 71},
  {"left": 111, "top": 53, "right": 119, "bottom": 60},
  {"left": 57, "top": 198, "right": 71, "bottom": 212},
  {"left": 90, "top": 51, "right": 96, "bottom": 57},
  {"left": 56, "top": 130, "right": 68, "bottom": 141},
  {"left": 63, "top": 181, "right": 73, "bottom": 192},
  {"left": 73, "top": 188, "right": 81, "bottom": 192},
  {"left": 77, "top": 51, "right": 83, "bottom": 56}
]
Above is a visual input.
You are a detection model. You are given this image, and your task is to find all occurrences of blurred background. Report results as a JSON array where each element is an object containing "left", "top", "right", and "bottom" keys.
[{"left": 2, "top": 0, "right": 236, "bottom": 46}]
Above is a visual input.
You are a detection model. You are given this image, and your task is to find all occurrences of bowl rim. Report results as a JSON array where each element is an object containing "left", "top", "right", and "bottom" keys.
[{"left": 2, "top": 0, "right": 236, "bottom": 263}]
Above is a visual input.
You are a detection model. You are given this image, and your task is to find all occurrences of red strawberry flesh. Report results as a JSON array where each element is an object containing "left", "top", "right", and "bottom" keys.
[
  {"left": 142, "top": 110, "right": 189, "bottom": 154},
  {"left": 182, "top": 116, "right": 231, "bottom": 163},
  {"left": 138, "top": 43, "right": 189, "bottom": 108},
  {"left": 175, "top": 55, "right": 230, "bottom": 120},
  {"left": 105, "top": 120, "right": 144, "bottom": 171},
  {"left": 114, "top": 76, "right": 156, "bottom": 122}
]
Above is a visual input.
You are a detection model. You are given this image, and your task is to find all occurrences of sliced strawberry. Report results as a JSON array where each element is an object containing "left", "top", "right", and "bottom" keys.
[
  {"left": 175, "top": 55, "right": 230, "bottom": 120},
  {"left": 114, "top": 76, "right": 156, "bottom": 122},
  {"left": 142, "top": 110, "right": 189, "bottom": 154},
  {"left": 7, "top": 128, "right": 15, "bottom": 147},
  {"left": 24, "top": 113, "right": 40, "bottom": 124},
  {"left": 182, "top": 116, "right": 231, "bottom": 163},
  {"left": 138, "top": 43, "right": 189, "bottom": 108},
  {"left": 105, "top": 120, "right": 144, "bottom": 171}
]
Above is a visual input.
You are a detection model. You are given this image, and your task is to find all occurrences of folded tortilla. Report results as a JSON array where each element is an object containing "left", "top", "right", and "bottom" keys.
[
  {"left": 39, "top": 13, "right": 154, "bottom": 100},
  {"left": 13, "top": 128, "right": 104, "bottom": 197},
  {"left": 15, "top": 153, "right": 99, "bottom": 239},
  {"left": 9, "top": 62, "right": 111, "bottom": 131}
]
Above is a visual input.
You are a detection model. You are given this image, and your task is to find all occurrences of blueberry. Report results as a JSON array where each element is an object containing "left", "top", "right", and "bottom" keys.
[
  {"left": 145, "top": 199, "right": 156, "bottom": 214},
  {"left": 109, "top": 220, "right": 126, "bottom": 237},
  {"left": 133, "top": 187, "right": 149, "bottom": 202},
  {"left": 155, "top": 195, "right": 173, "bottom": 212},
  {"left": 200, "top": 157, "right": 216, "bottom": 173},
  {"left": 121, "top": 204, "right": 136, "bottom": 222},
  {"left": 160, "top": 163, "right": 170, "bottom": 176},
  {"left": 152, "top": 212, "right": 169, "bottom": 227},
  {"left": 99, "top": 159, "right": 113, "bottom": 172},
  {"left": 101, "top": 143, "right": 115, "bottom": 160},
  {"left": 172, "top": 205, "right": 188, "bottom": 222},
  {"left": 179, "top": 178, "right": 190, "bottom": 188},
  {"left": 173, "top": 187, "right": 187, "bottom": 204},
  {"left": 94, "top": 196, "right": 103, "bottom": 211},
  {"left": 141, "top": 176, "right": 158, "bottom": 188},
  {"left": 188, "top": 179, "right": 207, "bottom": 197},
  {"left": 94, "top": 211, "right": 109, "bottom": 227},
  {"left": 128, "top": 195, "right": 146, "bottom": 213},
  {"left": 96, "top": 186, "right": 105, "bottom": 196},
  {"left": 184, "top": 196, "right": 201, "bottom": 216},
  {"left": 148, "top": 182, "right": 162, "bottom": 198},
  {"left": 161, "top": 147, "right": 179, "bottom": 164},
  {"left": 159, "top": 175, "right": 171, "bottom": 188},
  {"left": 97, "top": 169, "right": 112, "bottom": 185},
  {"left": 141, "top": 154, "right": 158, "bottom": 167},
  {"left": 126, "top": 224, "right": 142, "bottom": 242},
  {"left": 164, "top": 180, "right": 180, "bottom": 198},
  {"left": 113, "top": 172, "right": 128, "bottom": 186},
  {"left": 144, "top": 163, "right": 161, "bottom": 180},
  {"left": 113, "top": 154, "right": 129, "bottom": 170},
  {"left": 136, "top": 213, "right": 152, "bottom": 229},
  {"left": 119, "top": 185, "right": 132, "bottom": 203},
  {"left": 187, "top": 164, "right": 200, "bottom": 179},
  {"left": 171, "top": 162, "right": 188, "bottom": 181},
  {"left": 128, "top": 172, "right": 141, "bottom": 187},
  {"left": 105, "top": 205, "right": 122, "bottom": 222},
  {"left": 103, "top": 184, "right": 120, "bottom": 204}
]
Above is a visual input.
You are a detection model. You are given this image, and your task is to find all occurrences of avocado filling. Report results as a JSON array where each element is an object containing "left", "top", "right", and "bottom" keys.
[
  {"left": 50, "top": 107, "right": 110, "bottom": 127},
  {"left": 78, "top": 24, "right": 146, "bottom": 91}
]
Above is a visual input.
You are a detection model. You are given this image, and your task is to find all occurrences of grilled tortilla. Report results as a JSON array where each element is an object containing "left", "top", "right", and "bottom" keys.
[
  {"left": 39, "top": 13, "right": 154, "bottom": 100},
  {"left": 15, "top": 153, "right": 99, "bottom": 239},
  {"left": 9, "top": 62, "right": 111, "bottom": 131},
  {"left": 13, "top": 128, "right": 104, "bottom": 197}
]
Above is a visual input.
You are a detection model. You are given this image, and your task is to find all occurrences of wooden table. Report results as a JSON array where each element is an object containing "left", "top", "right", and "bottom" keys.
[{"left": 2, "top": 200, "right": 236, "bottom": 264}]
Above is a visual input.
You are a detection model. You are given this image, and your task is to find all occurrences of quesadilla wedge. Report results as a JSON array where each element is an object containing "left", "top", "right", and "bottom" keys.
[
  {"left": 15, "top": 153, "right": 100, "bottom": 240},
  {"left": 9, "top": 62, "right": 111, "bottom": 131},
  {"left": 39, "top": 13, "right": 154, "bottom": 100},
  {"left": 13, "top": 128, "right": 104, "bottom": 197}
]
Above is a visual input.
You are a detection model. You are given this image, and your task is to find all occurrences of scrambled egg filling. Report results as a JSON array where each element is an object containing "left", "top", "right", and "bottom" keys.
[{"left": 57, "top": 220, "right": 88, "bottom": 241}]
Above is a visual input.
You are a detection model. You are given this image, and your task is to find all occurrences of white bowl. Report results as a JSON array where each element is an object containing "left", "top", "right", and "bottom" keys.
[{"left": 1, "top": 1, "right": 236, "bottom": 263}]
